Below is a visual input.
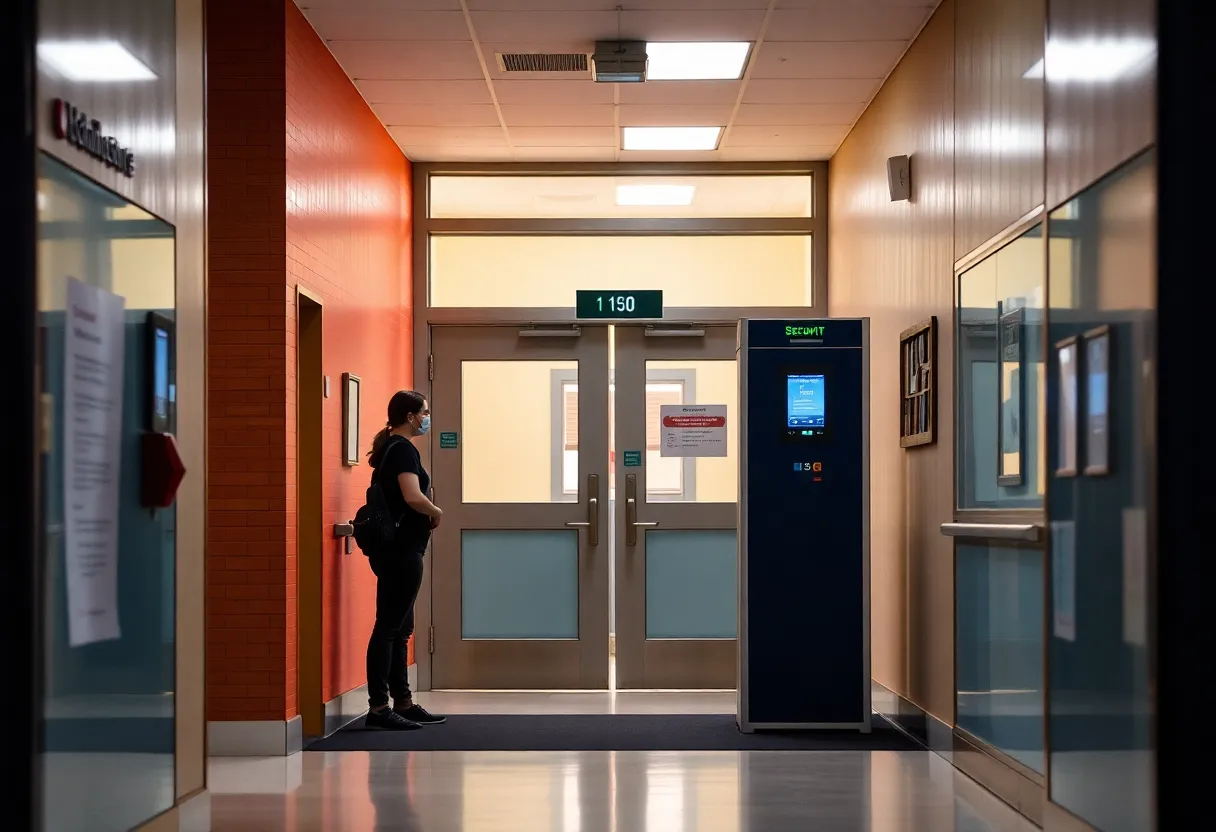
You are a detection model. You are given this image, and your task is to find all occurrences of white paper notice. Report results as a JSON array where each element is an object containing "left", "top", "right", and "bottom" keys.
[
  {"left": 63, "top": 277, "right": 126, "bottom": 647},
  {"left": 659, "top": 405, "right": 728, "bottom": 458},
  {"left": 1051, "top": 521, "right": 1076, "bottom": 642}
]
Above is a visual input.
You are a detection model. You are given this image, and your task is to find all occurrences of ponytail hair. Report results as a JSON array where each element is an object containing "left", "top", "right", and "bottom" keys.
[{"left": 367, "top": 389, "right": 426, "bottom": 461}]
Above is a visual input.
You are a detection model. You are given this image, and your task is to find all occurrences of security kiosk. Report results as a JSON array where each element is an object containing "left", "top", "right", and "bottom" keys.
[{"left": 737, "top": 318, "right": 870, "bottom": 733}]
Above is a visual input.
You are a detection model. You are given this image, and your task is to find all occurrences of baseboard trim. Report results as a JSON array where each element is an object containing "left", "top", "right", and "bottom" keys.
[
  {"left": 208, "top": 715, "right": 303, "bottom": 757},
  {"left": 178, "top": 789, "right": 211, "bottom": 832},
  {"left": 870, "top": 680, "right": 953, "bottom": 759},
  {"left": 318, "top": 665, "right": 420, "bottom": 740}
]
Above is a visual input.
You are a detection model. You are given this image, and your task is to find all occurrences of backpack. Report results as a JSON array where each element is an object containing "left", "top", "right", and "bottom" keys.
[{"left": 352, "top": 436, "right": 406, "bottom": 556}]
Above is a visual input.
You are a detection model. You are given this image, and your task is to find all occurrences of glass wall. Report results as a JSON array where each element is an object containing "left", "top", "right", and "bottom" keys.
[
  {"left": 1046, "top": 151, "right": 1155, "bottom": 832},
  {"left": 38, "top": 154, "right": 177, "bottom": 831},
  {"left": 957, "top": 226, "right": 1047, "bottom": 510}
]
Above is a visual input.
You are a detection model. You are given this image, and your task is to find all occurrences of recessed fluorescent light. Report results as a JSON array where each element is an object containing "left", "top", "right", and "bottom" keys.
[
  {"left": 646, "top": 42, "right": 752, "bottom": 81},
  {"left": 1022, "top": 37, "right": 1155, "bottom": 82},
  {"left": 622, "top": 126, "right": 723, "bottom": 152},
  {"left": 38, "top": 40, "right": 156, "bottom": 82},
  {"left": 615, "top": 184, "right": 696, "bottom": 207}
]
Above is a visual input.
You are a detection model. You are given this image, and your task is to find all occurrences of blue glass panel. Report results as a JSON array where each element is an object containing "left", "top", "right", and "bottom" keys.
[
  {"left": 645, "top": 530, "right": 737, "bottom": 639},
  {"left": 462, "top": 531, "right": 579, "bottom": 639}
]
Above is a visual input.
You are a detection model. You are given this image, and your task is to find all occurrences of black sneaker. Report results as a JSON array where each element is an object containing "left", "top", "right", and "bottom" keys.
[
  {"left": 394, "top": 703, "right": 446, "bottom": 725},
  {"left": 365, "top": 708, "right": 422, "bottom": 731}
]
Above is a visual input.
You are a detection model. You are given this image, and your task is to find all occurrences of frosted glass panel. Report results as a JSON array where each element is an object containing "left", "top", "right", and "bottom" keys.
[
  {"left": 432, "top": 236, "right": 813, "bottom": 308},
  {"left": 462, "top": 531, "right": 579, "bottom": 639},
  {"left": 645, "top": 531, "right": 737, "bottom": 639}
]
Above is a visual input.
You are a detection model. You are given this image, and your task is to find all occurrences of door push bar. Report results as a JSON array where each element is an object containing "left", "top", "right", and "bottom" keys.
[
  {"left": 939, "top": 522, "right": 1041, "bottom": 543},
  {"left": 334, "top": 521, "right": 355, "bottom": 554},
  {"left": 565, "top": 473, "right": 599, "bottom": 546}
]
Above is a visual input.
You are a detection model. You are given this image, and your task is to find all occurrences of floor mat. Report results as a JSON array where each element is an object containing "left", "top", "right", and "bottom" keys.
[{"left": 307, "top": 713, "right": 920, "bottom": 752}]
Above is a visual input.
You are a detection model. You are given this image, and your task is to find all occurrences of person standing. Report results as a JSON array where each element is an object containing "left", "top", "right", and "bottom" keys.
[{"left": 364, "top": 390, "right": 446, "bottom": 730}]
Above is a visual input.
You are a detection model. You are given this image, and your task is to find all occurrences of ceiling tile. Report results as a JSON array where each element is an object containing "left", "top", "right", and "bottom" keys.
[
  {"left": 719, "top": 145, "right": 837, "bottom": 162},
  {"left": 398, "top": 145, "right": 515, "bottom": 163},
  {"left": 776, "top": 0, "right": 936, "bottom": 8},
  {"left": 750, "top": 40, "right": 909, "bottom": 79},
  {"left": 373, "top": 103, "right": 502, "bottom": 127},
  {"left": 470, "top": 10, "right": 615, "bottom": 42},
  {"left": 733, "top": 102, "right": 865, "bottom": 125},
  {"left": 743, "top": 78, "right": 880, "bottom": 105},
  {"left": 300, "top": 0, "right": 460, "bottom": 9},
  {"left": 618, "top": 105, "right": 733, "bottom": 127},
  {"left": 511, "top": 146, "right": 617, "bottom": 162},
  {"left": 493, "top": 79, "right": 614, "bottom": 105},
  {"left": 621, "top": 10, "right": 767, "bottom": 42},
  {"left": 357, "top": 79, "right": 492, "bottom": 105},
  {"left": 328, "top": 40, "right": 484, "bottom": 80},
  {"left": 509, "top": 126, "right": 617, "bottom": 147},
  {"left": 765, "top": 7, "right": 930, "bottom": 42},
  {"left": 726, "top": 124, "right": 851, "bottom": 146},
  {"left": 618, "top": 80, "right": 740, "bottom": 105},
  {"left": 389, "top": 125, "right": 508, "bottom": 147},
  {"left": 300, "top": 10, "right": 469, "bottom": 41},
  {"left": 466, "top": 0, "right": 770, "bottom": 9},
  {"left": 499, "top": 105, "right": 615, "bottom": 127}
]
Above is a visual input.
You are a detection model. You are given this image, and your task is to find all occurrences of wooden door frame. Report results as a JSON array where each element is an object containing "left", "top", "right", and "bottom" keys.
[{"left": 296, "top": 287, "right": 324, "bottom": 735}]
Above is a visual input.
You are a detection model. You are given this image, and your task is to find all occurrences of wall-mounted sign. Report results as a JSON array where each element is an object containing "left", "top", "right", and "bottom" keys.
[
  {"left": 52, "top": 99, "right": 136, "bottom": 178},
  {"left": 576, "top": 290, "right": 662, "bottom": 320},
  {"left": 439, "top": 431, "right": 459, "bottom": 449}
]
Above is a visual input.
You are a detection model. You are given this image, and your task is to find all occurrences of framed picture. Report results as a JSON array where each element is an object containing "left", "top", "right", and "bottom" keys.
[
  {"left": 342, "top": 373, "right": 361, "bottom": 466},
  {"left": 997, "top": 307, "right": 1024, "bottom": 487},
  {"left": 1055, "top": 336, "right": 1079, "bottom": 477},
  {"left": 1083, "top": 326, "right": 1111, "bottom": 476}
]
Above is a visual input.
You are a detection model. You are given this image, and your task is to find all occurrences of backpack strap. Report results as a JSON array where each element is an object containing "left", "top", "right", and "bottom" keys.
[{"left": 372, "top": 435, "right": 407, "bottom": 485}]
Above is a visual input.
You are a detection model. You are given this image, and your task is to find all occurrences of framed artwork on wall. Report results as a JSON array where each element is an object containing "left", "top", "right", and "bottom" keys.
[
  {"left": 342, "top": 373, "right": 361, "bottom": 466},
  {"left": 1055, "top": 336, "right": 1079, "bottom": 477},
  {"left": 997, "top": 306, "right": 1024, "bottom": 487},
  {"left": 1083, "top": 326, "right": 1111, "bottom": 476}
]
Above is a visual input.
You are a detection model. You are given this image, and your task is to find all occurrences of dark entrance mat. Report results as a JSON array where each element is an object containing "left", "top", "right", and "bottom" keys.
[{"left": 306, "top": 713, "right": 920, "bottom": 752}]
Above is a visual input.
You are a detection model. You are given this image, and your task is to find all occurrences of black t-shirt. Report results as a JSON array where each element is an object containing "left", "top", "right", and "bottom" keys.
[{"left": 375, "top": 437, "right": 431, "bottom": 549}]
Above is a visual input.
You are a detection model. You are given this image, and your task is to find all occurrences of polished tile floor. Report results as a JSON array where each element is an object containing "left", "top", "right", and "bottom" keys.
[
  {"left": 210, "top": 749, "right": 1035, "bottom": 832},
  {"left": 210, "top": 688, "right": 1036, "bottom": 832}
]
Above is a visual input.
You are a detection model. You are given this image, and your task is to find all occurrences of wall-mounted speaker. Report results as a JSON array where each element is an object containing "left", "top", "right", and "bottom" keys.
[{"left": 887, "top": 155, "right": 911, "bottom": 202}]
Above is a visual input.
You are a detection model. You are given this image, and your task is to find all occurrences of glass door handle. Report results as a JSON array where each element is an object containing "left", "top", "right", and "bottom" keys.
[{"left": 565, "top": 474, "right": 599, "bottom": 546}]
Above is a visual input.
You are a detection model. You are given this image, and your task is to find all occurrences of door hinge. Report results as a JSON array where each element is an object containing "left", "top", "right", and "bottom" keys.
[
  {"left": 428, "top": 354, "right": 434, "bottom": 381},
  {"left": 428, "top": 626, "right": 435, "bottom": 654}
]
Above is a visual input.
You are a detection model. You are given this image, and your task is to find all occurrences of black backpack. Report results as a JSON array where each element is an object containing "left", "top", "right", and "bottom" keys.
[{"left": 352, "top": 437, "right": 406, "bottom": 556}]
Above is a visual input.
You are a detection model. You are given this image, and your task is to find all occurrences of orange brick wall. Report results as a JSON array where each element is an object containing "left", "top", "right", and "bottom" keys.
[
  {"left": 206, "top": 0, "right": 413, "bottom": 722},
  {"left": 284, "top": 0, "right": 414, "bottom": 703}
]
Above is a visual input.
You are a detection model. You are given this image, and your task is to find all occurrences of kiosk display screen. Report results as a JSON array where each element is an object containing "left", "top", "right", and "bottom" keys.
[{"left": 787, "top": 373, "right": 826, "bottom": 437}]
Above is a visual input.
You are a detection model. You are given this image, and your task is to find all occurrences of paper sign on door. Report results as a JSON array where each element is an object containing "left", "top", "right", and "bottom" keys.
[{"left": 659, "top": 405, "right": 728, "bottom": 458}]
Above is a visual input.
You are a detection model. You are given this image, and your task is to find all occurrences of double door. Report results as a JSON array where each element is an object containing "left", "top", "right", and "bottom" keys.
[{"left": 428, "top": 324, "right": 738, "bottom": 690}]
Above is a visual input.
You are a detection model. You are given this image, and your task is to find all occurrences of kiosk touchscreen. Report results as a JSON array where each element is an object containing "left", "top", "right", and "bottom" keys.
[{"left": 737, "top": 318, "right": 870, "bottom": 732}]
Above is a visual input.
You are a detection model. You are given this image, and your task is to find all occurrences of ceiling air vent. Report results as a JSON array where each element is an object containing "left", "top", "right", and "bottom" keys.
[{"left": 497, "top": 52, "right": 589, "bottom": 73}]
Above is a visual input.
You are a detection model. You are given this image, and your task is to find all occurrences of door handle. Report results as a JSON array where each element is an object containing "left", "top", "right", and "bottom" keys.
[
  {"left": 565, "top": 473, "right": 599, "bottom": 546},
  {"left": 624, "top": 474, "right": 659, "bottom": 546}
]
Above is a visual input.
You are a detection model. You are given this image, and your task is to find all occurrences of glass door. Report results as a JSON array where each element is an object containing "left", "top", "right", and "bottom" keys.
[
  {"left": 429, "top": 325, "right": 610, "bottom": 689},
  {"left": 612, "top": 324, "right": 739, "bottom": 689}
]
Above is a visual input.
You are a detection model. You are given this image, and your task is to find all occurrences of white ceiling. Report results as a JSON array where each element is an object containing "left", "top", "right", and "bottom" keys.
[{"left": 296, "top": 0, "right": 939, "bottom": 163}]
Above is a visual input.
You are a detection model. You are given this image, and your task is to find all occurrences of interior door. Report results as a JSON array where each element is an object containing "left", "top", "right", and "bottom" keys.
[
  {"left": 429, "top": 325, "right": 610, "bottom": 689},
  {"left": 613, "top": 324, "right": 739, "bottom": 689}
]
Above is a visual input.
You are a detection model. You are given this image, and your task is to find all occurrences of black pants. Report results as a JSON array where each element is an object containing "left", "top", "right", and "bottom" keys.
[{"left": 366, "top": 547, "right": 426, "bottom": 709}]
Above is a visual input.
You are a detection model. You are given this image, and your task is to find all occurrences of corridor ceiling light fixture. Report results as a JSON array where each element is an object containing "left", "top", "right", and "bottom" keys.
[
  {"left": 645, "top": 42, "right": 752, "bottom": 81},
  {"left": 615, "top": 184, "right": 697, "bottom": 207},
  {"left": 1022, "top": 36, "right": 1156, "bottom": 82},
  {"left": 38, "top": 39, "right": 157, "bottom": 82},
  {"left": 621, "top": 126, "right": 723, "bottom": 152}
]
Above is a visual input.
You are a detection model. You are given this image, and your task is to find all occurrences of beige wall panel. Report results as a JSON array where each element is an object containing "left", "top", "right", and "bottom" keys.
[
  {"left": 954, "top": 0, "right": 1046, "bottom": 259},
  {"left": 828, "top": 1, "right": 957, "bottom": 723}
]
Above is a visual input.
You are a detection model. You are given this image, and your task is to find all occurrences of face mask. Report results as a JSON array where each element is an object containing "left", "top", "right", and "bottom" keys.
[{"left": 417, "top": 415, "right": 431, "bottom": 436}]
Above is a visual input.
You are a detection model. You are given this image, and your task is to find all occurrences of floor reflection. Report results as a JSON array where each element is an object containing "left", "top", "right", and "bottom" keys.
[{"left": 211, "top": 749, "right": 1036, "bottom": 832}]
